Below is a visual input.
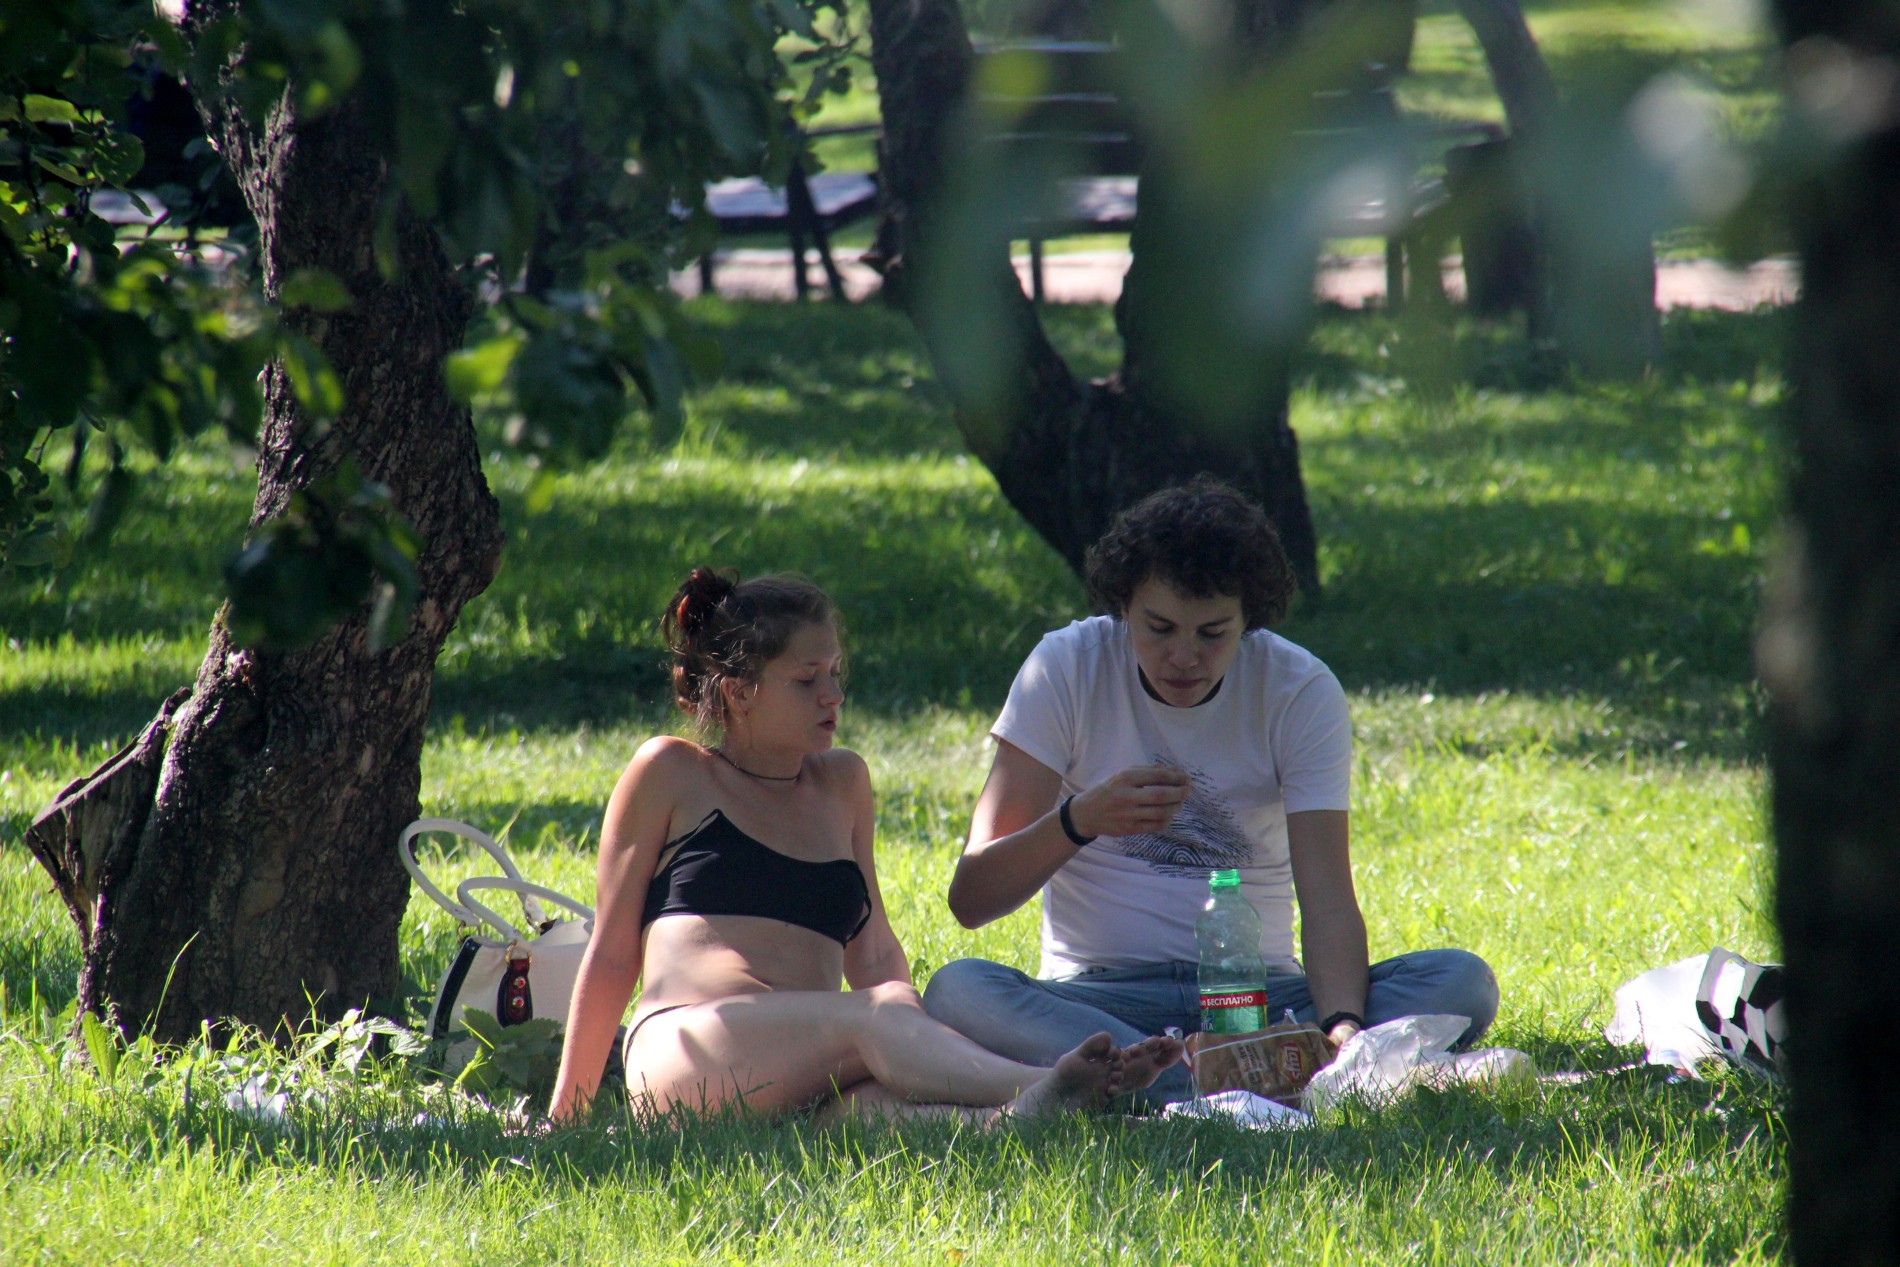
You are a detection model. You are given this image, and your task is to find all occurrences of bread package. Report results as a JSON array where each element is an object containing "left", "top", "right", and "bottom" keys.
[{"left": 1185, "top": 1020, "right": 1336, "bottom": 1104}]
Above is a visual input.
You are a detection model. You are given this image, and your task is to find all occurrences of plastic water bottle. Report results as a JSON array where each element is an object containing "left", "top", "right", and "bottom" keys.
[{"left": 1196, "top": 869, "right": 1267, "bottom": 1035}]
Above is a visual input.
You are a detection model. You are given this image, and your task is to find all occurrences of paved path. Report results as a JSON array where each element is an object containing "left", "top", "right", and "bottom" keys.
[{"left": 674, "top": 248, "right": 1799, "bottom": 310}]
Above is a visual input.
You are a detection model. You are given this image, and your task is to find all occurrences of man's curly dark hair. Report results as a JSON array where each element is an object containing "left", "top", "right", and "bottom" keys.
[{"left": 1084, "top": 476, "right": 1295, "bottom": 631}]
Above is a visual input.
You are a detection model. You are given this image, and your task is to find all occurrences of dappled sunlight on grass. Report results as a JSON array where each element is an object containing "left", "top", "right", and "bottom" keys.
[
  {"left": 0, "top": 1014, "right": 1783, "bottom": 1263},
  {"left": 0, "top": 0, "right": 1796, "bottom": 1249},
  {"left": 434, "top": 452, "right": 1080, "bottom": 728},
  {"left": 665, "top": 300, "right": 958, "bottom": 458},
  {"left": 1, "top": 291, "right": 1784, "bottom": 1264}
]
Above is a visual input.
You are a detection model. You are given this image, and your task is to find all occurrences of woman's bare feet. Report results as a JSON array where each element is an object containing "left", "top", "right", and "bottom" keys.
[
  {"left": 1004, "top": 1032, "right": 1185, "bottom": 1118},
  {"left": 1006, "top": 1032, "right": 1123, "bottom": 1117},
  {"left": 1121, "top": 1034, "right": 1186, "bottom": 1091}
]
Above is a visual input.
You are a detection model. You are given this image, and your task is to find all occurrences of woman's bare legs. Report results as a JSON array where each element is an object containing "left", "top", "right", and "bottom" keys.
[
  {"left": 625, "top": 983, "right": 1181, "bottom": 1119},
  {"left": 823, "top": 1030, "right": 1183, "bottom": 1124},
  {"left": 817, "top": 1079, "right": 991, "bottom": 1126}
]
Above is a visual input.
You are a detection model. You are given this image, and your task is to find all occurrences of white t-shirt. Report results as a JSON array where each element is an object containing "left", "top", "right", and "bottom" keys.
[{"left": 992, "top": 616, "right": 1351, "bottom": 977}]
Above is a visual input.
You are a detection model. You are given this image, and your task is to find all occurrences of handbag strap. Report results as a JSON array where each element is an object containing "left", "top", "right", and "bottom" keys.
[
  {"left": 398, "top": 817, "right": 544, "bottom": 927},
  {"left": 456, "top": 875, "right": 596, "bottom": 945}
]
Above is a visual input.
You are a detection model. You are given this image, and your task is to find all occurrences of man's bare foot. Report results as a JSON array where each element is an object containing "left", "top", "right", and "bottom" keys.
[
  {"left": 1005, "top": 1032, "right": 1124, "bottom": 1118},
  {"left": 1120, "top": 1034, "right": 1185, "bottom": 1092}
]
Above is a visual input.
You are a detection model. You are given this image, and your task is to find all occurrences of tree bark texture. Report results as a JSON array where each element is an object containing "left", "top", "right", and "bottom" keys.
[
  {"left": 24, "top": 42, "right": 503, "bottom": 1040},
  {"left": 1761, "top": 7, "right": 1900, "bottom": 1260},
  {"left": 863, "top": 0, "right": 1323, "bottom": 595}
]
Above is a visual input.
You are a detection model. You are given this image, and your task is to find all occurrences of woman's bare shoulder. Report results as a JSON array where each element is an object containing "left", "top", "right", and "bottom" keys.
[
  {"left": 623, "top": 734, "right": 710, "bottom": 781},
  {"left": 809, "top": 746, "right": 870, "bottom": 787},
  {"left": 603, "top": 735, "right": 707, "bottom": 828}
]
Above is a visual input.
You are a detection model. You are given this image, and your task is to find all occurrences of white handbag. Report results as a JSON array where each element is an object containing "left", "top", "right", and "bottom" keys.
[{"left": 398, "top": 818, "right": 596, "bottom": 1051}]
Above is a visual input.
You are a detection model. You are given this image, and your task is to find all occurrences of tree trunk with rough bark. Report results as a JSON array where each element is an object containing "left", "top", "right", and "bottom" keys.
[
  {"left": 23, "top": 39, "right": 503, "bottom": 1041},
  {"left": 863, "top": 0, "right": 1323, "bottom": 595},
  {"left": 1760, "top": 6, "right": 1900, "bottom": 1259}
]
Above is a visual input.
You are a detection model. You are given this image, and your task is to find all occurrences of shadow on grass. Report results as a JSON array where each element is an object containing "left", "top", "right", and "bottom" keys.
[
  {"left": 1300, "top": 502, "right": 1758, "bottom": 681},
  {"left": 428, "top": 466, "right": 1084, "bottom": 728},
  {"left": 0, "top": 681, "right": 191, "bottom": 758},
  {"left": 654, "top": 298, "right": 963, "bottom": 458},
  {"left": 3, "top": 303, "right": 1781, "bottom": 767},
  {"left": 1043, "top": 301, "right": 1789, "bottom": 399},
  {"left": 431, "top": 636, "right": 674, "bottom": 731}
]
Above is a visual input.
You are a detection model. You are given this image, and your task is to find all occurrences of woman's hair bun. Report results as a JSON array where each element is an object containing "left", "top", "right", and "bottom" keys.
[{"left": 669, "top": 566, "right": 737, "bottom": 639}]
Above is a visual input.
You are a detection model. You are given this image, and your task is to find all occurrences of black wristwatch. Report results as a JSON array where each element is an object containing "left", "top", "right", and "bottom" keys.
[{"left": 1319, "top": 1010, "right": 1366, "bottom": 1033}]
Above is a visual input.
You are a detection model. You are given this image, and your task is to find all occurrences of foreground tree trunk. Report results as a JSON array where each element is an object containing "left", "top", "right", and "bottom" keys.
[
  {"left": 863, "top": 0, "right": 1323, "bottom": 595},
  {"left": 1760, "top": 6, "right": 1900, "bottom": 1261},
  {"left": 24, "top": 52, "right": 502, "bottom": 1039}
]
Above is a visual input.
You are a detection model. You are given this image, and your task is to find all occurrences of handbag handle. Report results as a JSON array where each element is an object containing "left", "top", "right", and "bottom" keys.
[
  {"left": 399, "top": 817, "right": 541, "bottom": 927},
  {"left": 456, "top": 876, "right": 596, "bottom": 945}
]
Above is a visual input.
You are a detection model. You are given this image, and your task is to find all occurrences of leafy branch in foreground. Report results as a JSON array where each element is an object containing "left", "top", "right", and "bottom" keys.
[
  {"left": 3, "top": 0, "right": 852, "bottom": 647},
  {"left": 2, "top": 3, "right": 268, "bottom": 572},
  {"left": 14, "top": 0, "right": 858, "bottom": 1050}
]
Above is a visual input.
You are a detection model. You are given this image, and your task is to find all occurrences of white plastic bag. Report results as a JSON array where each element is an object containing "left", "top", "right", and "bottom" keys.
[
  {"left": 1693, "top": 948, "right": 1785, "bottom": 1074},
  {"left": 1303, "top": 1014, "right": 1535, "bottom": 1110},
  {"left": 1604, "top": 953, "right": 1720, "bottom": 1072},
  {"left": 1604, "top": 948, "right": 1785, "bottom": 1076},
  {"left": 1164, "top": 1089, "right": 1314, "bottom": 1131}
]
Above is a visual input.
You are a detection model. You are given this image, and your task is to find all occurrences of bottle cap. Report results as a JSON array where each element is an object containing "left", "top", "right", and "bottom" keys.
[{"left": 1208, "top": 868, "right": 1240, "bottom": 890}]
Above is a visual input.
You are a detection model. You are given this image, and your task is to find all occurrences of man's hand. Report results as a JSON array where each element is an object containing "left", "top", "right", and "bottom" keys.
[
  {"left": 1324, "top": 1018, "right": 1363, "bottom": 1052},
  {"left": 1067, "top": 765, "right": 1190, "bottom": 839}
]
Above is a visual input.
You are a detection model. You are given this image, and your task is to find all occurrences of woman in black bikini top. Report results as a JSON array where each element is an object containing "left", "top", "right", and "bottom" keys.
[
  {"left": 640, "top": 808, "right": 871, "bottom": 946},
  {"left": 547, "top": 567, "right": 1181, "bottom": 1126}
]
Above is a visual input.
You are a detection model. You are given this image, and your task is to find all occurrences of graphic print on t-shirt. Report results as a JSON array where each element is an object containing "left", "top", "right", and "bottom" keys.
[{"left": 1112, "top": 753, "right": 1253, "bottom": 876}]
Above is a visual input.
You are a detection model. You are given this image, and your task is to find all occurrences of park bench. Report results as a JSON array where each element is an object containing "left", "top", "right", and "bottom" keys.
[
  {"left": 974, "top": 40, "right": 1505, "bottom": 306},
  {"left": 692, "top": 123, "right": 881, "bottom": 302},
  {"left": 92, "top": 70, "right": 882, "bottom": 302}
]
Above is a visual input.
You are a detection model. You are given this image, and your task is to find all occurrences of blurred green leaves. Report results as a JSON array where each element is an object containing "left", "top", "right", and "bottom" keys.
[
  {"left": 1, "top": 241, "right": 282, "bottom": 572},
  {"left": 224, "top": 466, "right": 421, "bottom": 652},
  {"left": 201, "top": 0, "right": 843, "bottom": 279},
  {"left": 918, "top": 0, "right": 1425, "bottom": 432},
  {"left": 3, "top": 0, "right": 852, "bottom": 652},
  {"left": 449, "top": 253, "right": 722, "bottom": 466},
  {"left": 915, "top": 0, "right": 1791, "bottom": 420},
  {"left": 279, "top": 268, "right": 353, "bottom": 313},
  {"left": 1, "top": 1, "right": 263, "bottom": 570}
]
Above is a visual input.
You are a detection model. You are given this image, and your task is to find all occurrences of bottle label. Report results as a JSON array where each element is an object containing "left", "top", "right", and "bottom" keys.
[{"left": 1200, "top": 988, "right": 1268, "bottom": 1035}]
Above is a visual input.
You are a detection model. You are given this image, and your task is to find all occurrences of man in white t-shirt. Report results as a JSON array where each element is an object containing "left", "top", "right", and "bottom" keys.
[{"left": 922, "top": 478, "right": 1498, "bottom": 1105}]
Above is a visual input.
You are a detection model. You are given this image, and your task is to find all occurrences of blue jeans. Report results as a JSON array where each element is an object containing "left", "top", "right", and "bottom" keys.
[{"left": 921, "top": 949, "right": 1499, "bottom": 1107}]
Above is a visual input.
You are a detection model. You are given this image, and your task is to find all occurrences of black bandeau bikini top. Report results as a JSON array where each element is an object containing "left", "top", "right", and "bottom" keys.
[{"left": 641, "top": 809, "right": 872, "bottom": 946}]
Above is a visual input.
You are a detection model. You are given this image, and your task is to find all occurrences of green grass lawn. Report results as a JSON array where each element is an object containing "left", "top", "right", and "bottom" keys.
[{"left": 0, "top": 297, "right": 1785, "bottom": 1263}]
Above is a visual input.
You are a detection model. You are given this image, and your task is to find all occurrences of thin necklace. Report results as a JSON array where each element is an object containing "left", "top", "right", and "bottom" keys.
[{"left": 713, "top": 744, "right": 801, "bottom": 783}]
